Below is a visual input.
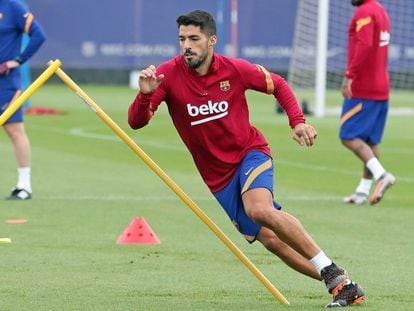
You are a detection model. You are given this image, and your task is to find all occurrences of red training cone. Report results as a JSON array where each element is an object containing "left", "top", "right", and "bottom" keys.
[{"left": 117, "top": 217, "right": 161, "bottom": 244}]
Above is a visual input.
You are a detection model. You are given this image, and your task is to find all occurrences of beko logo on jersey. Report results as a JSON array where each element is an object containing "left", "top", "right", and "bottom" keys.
[{"left": 187, "top": 100, "right": 229, "bottom": 126}]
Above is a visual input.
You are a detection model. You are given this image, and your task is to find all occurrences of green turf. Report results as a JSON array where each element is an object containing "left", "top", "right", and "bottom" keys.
[{"left": 1, "top": 84, "right": 413, "bottom": 310}]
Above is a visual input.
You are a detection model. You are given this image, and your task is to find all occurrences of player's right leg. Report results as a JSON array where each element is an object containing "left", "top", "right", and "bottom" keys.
[{"left": 256, "top": 227, "right": 321, "bottom": 280}]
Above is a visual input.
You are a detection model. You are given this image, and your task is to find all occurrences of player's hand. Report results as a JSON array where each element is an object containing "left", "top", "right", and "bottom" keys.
[
  {"left": 0, "top": 60, "right": 20, "bottom": 76},
  {"left": 138, "top": 65, "right": 164, "bottom": 94},
  {"left": 7, "top": 60, "right": 20, "bottom": 69},
  {"left": 341, "top": 77, "right": 353, "bottom": 98},
  {"left": 0, "top": 62, "right": 10, "bottom": 75},
  {"left": 292, "top": 123, "right": 318, "bottom": 147}
]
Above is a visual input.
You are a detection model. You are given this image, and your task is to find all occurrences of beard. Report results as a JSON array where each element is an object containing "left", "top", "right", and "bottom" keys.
[
  {"left": 183, "top": 49, "right": 208, "bottom": 69},
  {"left": 351, "top": 0, "right": 364, "bottom": 6}
]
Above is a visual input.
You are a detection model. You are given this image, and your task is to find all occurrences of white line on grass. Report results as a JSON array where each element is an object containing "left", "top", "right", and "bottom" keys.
[
  {"left": 34, "top": 194, "right": 212, "bottom": 201},
  {"left": 41, "top": 126, "right": 414, "bottom": 184},
  {"left": 70, "top": 127, "right": 414, "bottom": 184},
  {"left": 32, "top": 194, "right": 354, "bottom": 202},
  {"left": 69, "top": 127, "right": 186, "bottom": 151},
  {"left": 325, "top": 107, "right": 414, "bottom": 116},
  {"left": 277, "top": 159, "right": 414, "bottom": 183}
]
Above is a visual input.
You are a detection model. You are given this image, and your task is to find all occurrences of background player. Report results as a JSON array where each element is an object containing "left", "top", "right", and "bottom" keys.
[
  {"left": 341, "top": 0, "right": 395, "bottom": 205},
  {"left": 0, "top": 0, "right": 46, "bottom": 200}
]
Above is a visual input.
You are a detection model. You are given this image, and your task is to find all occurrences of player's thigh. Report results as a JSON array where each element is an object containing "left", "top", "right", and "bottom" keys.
[
  {"left": 339, "top": 98, "right": 373, "bottom": 140},
  {"left": 242, "top": 187, "right": 275, "bottom": 219},
  {"left": 4, "top": 121, "right": 25, "bottom": 140},
  {"left": 1, "top": 89, "right": 24, "bottom": 124}
]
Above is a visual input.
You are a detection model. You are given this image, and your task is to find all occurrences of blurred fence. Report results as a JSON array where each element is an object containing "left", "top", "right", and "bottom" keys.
[{"left": 27, "top": 0, "right": 414, "bottom": 85}]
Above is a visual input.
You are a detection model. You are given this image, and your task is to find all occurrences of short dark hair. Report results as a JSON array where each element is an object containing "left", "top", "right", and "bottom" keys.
[{"left": 176, "top": 10, "right": 216, "bottom": 37}]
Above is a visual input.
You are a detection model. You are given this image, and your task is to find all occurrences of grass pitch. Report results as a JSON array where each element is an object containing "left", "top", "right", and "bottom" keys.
[{"left": 1, "top": 84, "right": 413, "bottom": 310}]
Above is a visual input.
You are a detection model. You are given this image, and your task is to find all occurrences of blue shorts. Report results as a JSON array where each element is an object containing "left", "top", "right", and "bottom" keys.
[
  {"left": 339, "top": 98, "right": 388, "bottom": 145},
  {"left": 0, "top": 89, "right": 24, "bottom": 124},
  {"left": 213, "top": 150, "right": 281, "bottom": 243}
]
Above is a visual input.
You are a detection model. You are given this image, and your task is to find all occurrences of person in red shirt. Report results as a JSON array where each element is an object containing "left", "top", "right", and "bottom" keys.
[
  {"left": 341, "top": 0, "right": 395, "bottom": 205},
  {"left": 129, "top": 10, "right": 364, "bottom": 307}
]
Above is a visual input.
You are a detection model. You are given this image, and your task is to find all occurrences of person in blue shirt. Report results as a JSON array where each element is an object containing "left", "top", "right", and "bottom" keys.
[{"left": 0, "top": 0, "right": 46, "bottom": 200}]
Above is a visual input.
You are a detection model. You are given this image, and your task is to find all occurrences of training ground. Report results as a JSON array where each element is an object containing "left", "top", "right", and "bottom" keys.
[{"left": 1, "top": 85, "right": 413, "bottom": 310}]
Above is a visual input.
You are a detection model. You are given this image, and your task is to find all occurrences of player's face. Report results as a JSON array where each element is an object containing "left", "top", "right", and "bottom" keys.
[{"left": 179, "top": 25, "right": 216, "bottom": 70}]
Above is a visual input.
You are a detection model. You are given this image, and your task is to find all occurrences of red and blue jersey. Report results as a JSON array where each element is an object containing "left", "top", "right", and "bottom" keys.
[
  {"left": 345, "top": 0, "right": 390, "bottom": 100},
  {"left": 0, "top": 0, "right": 46, "bottom": 91},
  {"left": 128, "top": 53, "right": 305, "bottom": 192}
]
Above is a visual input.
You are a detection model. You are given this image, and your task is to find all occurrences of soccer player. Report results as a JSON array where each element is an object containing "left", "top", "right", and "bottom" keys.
[
  {"left": 128, "top": 10, "right": 364, "bottom": 307},
  {"left": 341, "top": 0, "right": 395, "bottom": 205},
  {"left": 0, "top": 0, "right": 46, "bottom": 200}
]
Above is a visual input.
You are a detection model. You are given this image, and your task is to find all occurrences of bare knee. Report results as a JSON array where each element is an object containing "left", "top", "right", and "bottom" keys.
[
  {"left": 242, "top": 188, "right": 275, "bottom": 225},
  {"left": 245, "top": 202, "right": 273, "bottom": 224},
  {"left": 341, "top": 139, "right": 353, "bottom": 149},
  {"left": 4, "top": 122, "right": 26, "bottom": 141}
]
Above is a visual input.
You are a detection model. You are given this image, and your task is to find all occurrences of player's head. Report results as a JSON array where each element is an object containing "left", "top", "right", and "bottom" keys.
[
  {"left": 176, "top": 10, "right": 217, "bottom": 70},
  {"left": 351, "top": 0, "right": 364, "bottom": 6},
  {"left": 176, "top": 10, "right": 216, "bottom": 37}
]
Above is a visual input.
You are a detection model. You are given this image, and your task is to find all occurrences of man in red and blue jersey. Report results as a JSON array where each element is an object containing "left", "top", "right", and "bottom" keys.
[
  {"left": 129, "top": 10, "right": 364, "bottom": 307},
  {"left": 0, "top": 0, "right": 46, "bottom": 200},
  {"left": 341, "top": 0, "right": 395, "bottom": 205}
]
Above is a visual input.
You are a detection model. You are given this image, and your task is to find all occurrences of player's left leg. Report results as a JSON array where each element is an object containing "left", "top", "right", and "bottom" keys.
[
  {"left": 368, "top": 143, "right": 396, "bottom": 205},
  {"left": 4, "top": 121, "right": 32, "bottom": 200},
  {"left": 256, "top": 226, "right": 321, "bottom": 280},
  {"left": 242, "top": 187, "right": 321, "bottom": 260},
  {"left": 341, "top": 138, "right": 374, "bottom": 204}
]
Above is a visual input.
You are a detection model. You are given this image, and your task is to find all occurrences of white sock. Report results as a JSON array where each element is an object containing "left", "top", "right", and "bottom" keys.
[
  {"left": 355, "top": 178, "right": 372, "bottom": 195},
  {"left": 17, "top": 167, "right": 32, "bottom": 193},
  {"left": 366, "top": 157, "right": 386, "bottom": 181},
  {"left": 310, "top": 251, "right": 332, "bottom": 274}
]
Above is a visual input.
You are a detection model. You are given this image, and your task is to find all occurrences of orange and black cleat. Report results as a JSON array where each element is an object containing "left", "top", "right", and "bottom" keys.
[{"left": 325, "top": 282, "right": 365, "bottom": 308}]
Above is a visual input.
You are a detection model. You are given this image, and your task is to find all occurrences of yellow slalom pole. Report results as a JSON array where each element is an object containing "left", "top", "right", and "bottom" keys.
[
  {"left": 0, "top": 59, "right": 62, "bottom": 126},
  {"left": 50, "top": 62, "right": 289, "bottom": 305}
]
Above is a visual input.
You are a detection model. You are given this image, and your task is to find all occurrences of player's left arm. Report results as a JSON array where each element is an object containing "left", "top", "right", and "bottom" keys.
[
  {"left": 3, "top": 4, "right": 46, "bottom": 72},
  {"left": 237, "top": 60, "right": 317, "bottom": 146},
  {"left": 273, "top": 77, "right": 317, "bottom": 147},
  {"left": 16, "top": 13, "right": 46, "bottom": 65}
]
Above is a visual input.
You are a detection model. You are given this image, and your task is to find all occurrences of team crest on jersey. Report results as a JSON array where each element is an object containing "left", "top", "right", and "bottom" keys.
[{"left": 219, "top": 80, "right": 230, "bottom": 92}]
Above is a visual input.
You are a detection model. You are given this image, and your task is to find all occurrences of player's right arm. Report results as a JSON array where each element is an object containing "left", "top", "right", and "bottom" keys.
[
  {"left": 128, "top": 65, "right": 165, "bottom": 129},
  {"left": 344, "top": 9, "right": 376, "bottom": 97},
  {"left": 138, "top": 65, "right": 164, "bottom": 94}
]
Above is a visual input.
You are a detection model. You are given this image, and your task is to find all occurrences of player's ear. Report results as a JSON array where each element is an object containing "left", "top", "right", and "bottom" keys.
[{"left": 209, "top": 35, "right": 217, "bottom": 47}]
